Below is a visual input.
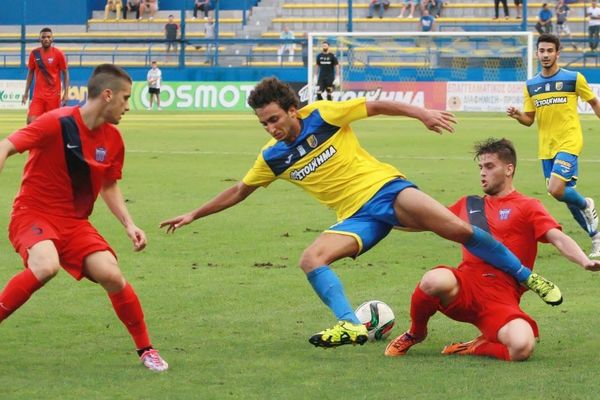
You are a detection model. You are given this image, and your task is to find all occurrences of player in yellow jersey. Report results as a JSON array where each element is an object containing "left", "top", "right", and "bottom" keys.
[
  {"left": 161, "top": 77, "right": 561, "bottom": 348},
  {"left": 507, "top": 34, "right": 600, "bottom": 258}
]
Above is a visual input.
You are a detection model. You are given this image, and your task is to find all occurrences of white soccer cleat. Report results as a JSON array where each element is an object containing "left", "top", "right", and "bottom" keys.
[
  {"left": 590, "top": 233, "right": 600, "bottom": 258},
  {"left": 140, "top": 349, "right": 169, "bottom": 372},
  {"left": 583, "top": 198, "right": 599, "bottom": 233}
]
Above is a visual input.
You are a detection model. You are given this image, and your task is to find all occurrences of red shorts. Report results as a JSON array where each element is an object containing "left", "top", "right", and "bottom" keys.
[
  {"left": 436, "top": 265, "right": 539, "bottom": 341},
  {"left": 8, "top": 209, "right": 116, "bottom": 281},
  {"left": 28, "top": 95, "right": 61, "bottom": 118}
]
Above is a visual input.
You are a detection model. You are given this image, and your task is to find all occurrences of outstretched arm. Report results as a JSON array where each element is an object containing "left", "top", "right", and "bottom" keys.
[
  {"left": 100, "top": 180, "right": 147, "bottom": 252},
  {"left": 159, "top": 181, "right": 259, "bottom": 233},
  {"left": 506, "top": 106, "right": 535, "bottom": 126},
  {"left": 545, "top": 228, "right": 600, "bottom": 271},
  {"left": 365, "top": 100, "right": 457, "bottom": 134},
  {"left": 0, "top": 139, "right": 18, "bottom": 174},
  {"left": 588, "top": 97, "right": 600, "bottom": 119}
]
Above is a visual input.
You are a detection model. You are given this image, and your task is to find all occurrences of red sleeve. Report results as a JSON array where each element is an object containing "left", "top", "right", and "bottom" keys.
[
  {"left": 27, "top": 51, "right": 35, "bottom": 71},
  {"left": 527, "top": 198, "right": 561, "bottom": 243},
  {"left": 447, "top": 196, "right": 467, "bottom": 217},
  {"left": 58, "top": 49, "right": 67, "bottom": 71},
  {"left": 7, "top": 112, "right": 60, "bottom": 152},
  {"left": 105, "top": 128, "right": 124, "bottom": 181}
]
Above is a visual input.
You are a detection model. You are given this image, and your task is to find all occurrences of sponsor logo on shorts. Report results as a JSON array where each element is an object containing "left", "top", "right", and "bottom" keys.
[{"left": 31, "top": 225, "right": 43, "bottom": 235}]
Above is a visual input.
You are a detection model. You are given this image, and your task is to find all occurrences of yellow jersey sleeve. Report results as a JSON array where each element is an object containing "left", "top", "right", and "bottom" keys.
[
  {"left": 576, "top": 72, "right": 596, "bottom": 103},
  {"left": 523, "top": 85, "right": 535, "bottom": 113},
  {"left": 242, "top": 144, "right": 277, "bottom": 187}
]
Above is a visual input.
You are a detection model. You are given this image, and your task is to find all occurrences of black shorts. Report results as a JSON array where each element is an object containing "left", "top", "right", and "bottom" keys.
[
  {"left": 149, "top": 87, "right": 160, "bottom": 94},
  {"left": 318, "top": 77, "right": 334, "bottom": 90}
]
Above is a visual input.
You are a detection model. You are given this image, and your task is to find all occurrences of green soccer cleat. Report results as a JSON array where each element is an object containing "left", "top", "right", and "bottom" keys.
[
  {"left": 309, "top": 321, "right": 369, "bottom": 348},
  {"left": 525, "top": 272, "right": 562, "bottom": 306}
]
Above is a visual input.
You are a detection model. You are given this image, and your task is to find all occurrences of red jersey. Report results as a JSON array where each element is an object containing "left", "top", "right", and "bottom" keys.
[
  {"left": 448, "top": 191, "right": 561, "bottom": 293},
  {"left": 8, "top": 106, "right": 124, "bottom": 219},
  {"left": 27, "top": 46, "right": 67, "bottom": 98}
]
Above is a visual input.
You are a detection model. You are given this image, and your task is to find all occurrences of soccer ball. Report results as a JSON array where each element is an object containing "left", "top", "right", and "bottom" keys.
[{"left": 355, "top": 300, "right": 395, "bottom": 341}]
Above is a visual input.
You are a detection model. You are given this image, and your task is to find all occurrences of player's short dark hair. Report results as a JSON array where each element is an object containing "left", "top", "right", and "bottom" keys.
[
  {"left": 322, "top": 41, "right": 329, "bottom": 45},
  {"left": 39, "top": 27, "right": 52, "bottom": 35},
  {"left": 87, "top": 64, "right": 132, "bottom": 99},
  {"left": 474, "top": 137, "right": 517, "bottom": 174},
  {"left": 537, "top": 33, "right": 560, "bottom": 50},
  {"left": 247, "top": 77, "right": 300, "bottom": 111}
]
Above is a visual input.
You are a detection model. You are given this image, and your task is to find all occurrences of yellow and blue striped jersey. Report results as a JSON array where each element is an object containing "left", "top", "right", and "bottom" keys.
[
  {"left": 523, "top": 68, "right": 596, "bottom": 159},
  {"left": 242, "top": 98, "right": 404, "bottom": 221}
]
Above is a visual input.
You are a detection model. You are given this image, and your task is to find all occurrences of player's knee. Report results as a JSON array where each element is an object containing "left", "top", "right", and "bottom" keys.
[
  {"left": 299, "top": 248, "right": 321, "bottom": 272},
  {"left": 27, "top": 255, "right": 60, "bottom": 282},
  {"left": 508, "top": 337, "right": 535, "bottom": 361},
  {"left": 419, "top": 269, "right": 455, "bottom": 296}
]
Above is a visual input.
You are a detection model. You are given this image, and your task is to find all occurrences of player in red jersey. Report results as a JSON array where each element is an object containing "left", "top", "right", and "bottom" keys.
[
  {"left": 385, "top": 138, "right": 600, "bottom": 361},
  {"left": 21, "top": 27, "right": 69, "bottom": 124},
  {"left": 0, "top": 64, "right": 168, "bottom": 372}
]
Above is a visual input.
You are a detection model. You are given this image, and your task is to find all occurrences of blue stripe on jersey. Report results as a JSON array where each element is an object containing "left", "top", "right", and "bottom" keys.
[
  {"left": 60, "top": 115, "right": 94, "bottom": 219},
  {"left": 262, "top": 109, "right": 340, "bottom": 176},
  {"left": 526, "top": 68, "right": 577, "bottom": 97}
]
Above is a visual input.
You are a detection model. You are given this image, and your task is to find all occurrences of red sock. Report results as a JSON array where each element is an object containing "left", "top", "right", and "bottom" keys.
[
  {"left": 472, "top": 340, "right": 511, "bottom": 361},
  {"left": 0, "top": 268, "right": 43, "bottom": 322},
  {"left": 409, "top": 285, "right": 440, "bottom": 338},
  {"left": 108, "top": 282, "right": 151, "bottom": 350}
]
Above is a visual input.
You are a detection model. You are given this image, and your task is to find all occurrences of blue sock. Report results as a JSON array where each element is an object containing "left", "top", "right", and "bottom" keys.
[
  {"left": 464, "top": 226, "right": 531, "bottom": 282},
  {"left": 307, "top": 266, "right": 360, "bottom": 324},
  {"left": 560, "top": 188, "right": 596, "bottom": 236},
  {"left": 560, "top": 187, "right": 587, "bottom": 209}
]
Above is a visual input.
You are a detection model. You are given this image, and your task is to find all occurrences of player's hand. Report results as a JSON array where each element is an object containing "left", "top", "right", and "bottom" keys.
[
  {"left": 421, "top": 109, "right": 457, "bottom": 134},
  {"left": 333, "top": 77, "right": 340, "bottom": 86},
  {"left": 159, "top": 213, "right": 195, "bottom": 234},
  {"left": 21, "top": 93, "right": 28, "bottom": 105},
  {"left": 506, "top": 106, "right": 522, "bottom": 120},
  {"left": 126, "top": 224, "right": 147, "bottom": 252},
  {"left": 583, "top": 259, "right": 600, "bottom": 271}
]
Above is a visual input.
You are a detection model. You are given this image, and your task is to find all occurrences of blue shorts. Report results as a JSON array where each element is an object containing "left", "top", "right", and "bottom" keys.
[
  {"left": 541, "top": 152, "right": 579, "bottom": 188},
  {"left": 325, "top": 178, "right": 417, "bottom": 256}
]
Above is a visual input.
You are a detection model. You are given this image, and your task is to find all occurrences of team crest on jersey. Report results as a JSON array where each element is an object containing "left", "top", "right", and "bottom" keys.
[
  {"left": 48, "top": 57, "right": 54, "bottom": 64},
  {"left": 306, "top": 135, "right": 318, "bottom": 148},
  {"left": 556, "top": 81, "right": 563, "bottom": 91},
  {"left": 499, "top": 208, "right": 511, "bottom": 220},
  {"left": 95, "top": 147, "right": 107, "bottom": 162}
]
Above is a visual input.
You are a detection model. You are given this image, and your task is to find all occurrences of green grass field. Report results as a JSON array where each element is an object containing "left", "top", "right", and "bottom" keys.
[{"left": 1, "top": 110, "right": 600, "bottom": 399}]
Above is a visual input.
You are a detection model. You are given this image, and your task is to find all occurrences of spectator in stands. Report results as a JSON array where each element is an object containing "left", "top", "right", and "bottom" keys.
[
  {"left": 368, "top": 0, "right": 390, "bottom": 18},
  {"left": 22, "top": 27, "right": 69, "bottom": 125},
  {"left": 277, "top": 25, "right": 295, "bottom": 64},
  {"left": 147, "top": 61, "right": 162, "bottom": 110},
  {"left": 535, "top": 3, "right": 553, "bottom": 34},
  {"left": 140, "top": 0, "right": 158, "bottom": 20},
  {"left": 424, "top": 0, "right": 443, "bottom": 18},
  {"left": 420, "top": 8, "right": 435, "bottom": 31},
  {"left": 104, "top": 0, "right": 123, "bottom": 20},
  {"left": 493, "top": 0, "right": 509, "bottom": 20},
  {"left": 123, "top": 0, "right": 141, "bottom": 20},
  {"left": 587, "top": 0, "right": 600, "bottom": 51},
  {"left": 398, "top": 0, "right": 422, "bottom": 18},
  {"left": 513, "top": 0, "right": 522, "bottom": 19},
  {"left": 164, "top": 14, "right": 179, "bottom": 54},
  {"left": 204, "top": 17, "right": 216, "bottom": 64},
  {"left": 556, "top": 0, "right": 576, "bottom": 50},
  {"left": 193, "top": 0, "right": 213, "bottom": 20}
]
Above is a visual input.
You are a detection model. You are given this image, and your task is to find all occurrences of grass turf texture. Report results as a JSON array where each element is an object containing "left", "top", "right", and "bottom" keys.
[{"left": 0, "top": 110, "right": 599, "bottom": 399}]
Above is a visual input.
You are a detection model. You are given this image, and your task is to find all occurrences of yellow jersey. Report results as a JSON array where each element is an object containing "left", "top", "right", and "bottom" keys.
[
  {"left": 523, "top": 68, "right": 596, "bottom": 159},
  {"left": 242, "top": 98, "right": 404, "bottom": 221}
]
